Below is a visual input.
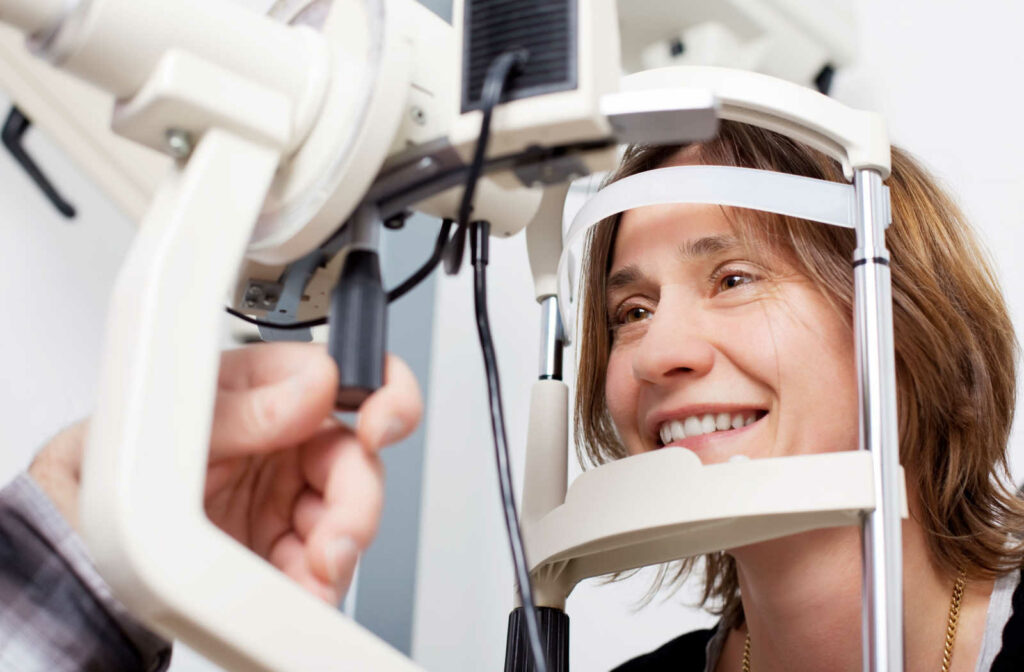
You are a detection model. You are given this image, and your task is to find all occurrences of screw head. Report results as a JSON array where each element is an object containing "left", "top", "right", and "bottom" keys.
[
  {"left": 410, "top": 106, "right": 427, "bottom": 126},
  {"left": 384, "top": 211, "right": 410, "bottom": 230},
  {"left": 244, "top": 286, "right": 265, "bottom": 308},
  {"left": 165, "top": 129, "right": 195, "bottom": 159}
]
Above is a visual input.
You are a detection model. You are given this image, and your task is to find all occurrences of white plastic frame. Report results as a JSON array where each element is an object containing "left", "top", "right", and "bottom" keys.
[
  {"left": 620, "top": 66, "right": 890, "bottom": 180},
  {"left": 555, "top": 165, "right": 891, "bottom": 343}
]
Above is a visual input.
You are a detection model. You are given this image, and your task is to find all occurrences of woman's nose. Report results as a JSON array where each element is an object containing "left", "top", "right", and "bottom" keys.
[{"left": 631, "top": 298, "right": 715, "bottom": 385}]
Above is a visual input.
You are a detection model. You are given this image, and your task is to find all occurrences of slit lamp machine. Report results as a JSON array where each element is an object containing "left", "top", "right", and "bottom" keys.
[{"left": 0, "top": 1, "right": 904, "bottom": 670}]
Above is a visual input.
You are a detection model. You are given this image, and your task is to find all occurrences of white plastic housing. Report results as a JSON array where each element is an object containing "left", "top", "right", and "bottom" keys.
[
  {"left": 415, "top": 0, "right": 622, "bottom": 237},
  {"left": 618, "top": 0, "right": 856, "bottom": 87},
  {"left": 449, "top": 0, "right": 620, "bottom": 158},
  {"left": 0, "top": 0, "right": 66, "bottom": 37},
  {"left": 247, "top": 0, "right": 422, "bottom": 265},
  {"left": 42, "top": 0, "right": 330, "bottom": 144},
  {"left": 622, "top": 65, "right": 890, "bottom": 179}
]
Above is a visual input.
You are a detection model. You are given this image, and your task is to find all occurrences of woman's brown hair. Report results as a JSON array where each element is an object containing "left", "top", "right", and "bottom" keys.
[{"left": 574, "top": 121, "right": 1024, "bottom": 617}]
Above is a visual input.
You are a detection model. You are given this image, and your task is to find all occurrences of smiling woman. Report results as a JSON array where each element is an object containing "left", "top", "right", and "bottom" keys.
[
  {"left": 575, "top": 121, "right": 1024, "bottom": 671},
  {"left": 604, "top": 201, "right": 857, "bottom": 468}
]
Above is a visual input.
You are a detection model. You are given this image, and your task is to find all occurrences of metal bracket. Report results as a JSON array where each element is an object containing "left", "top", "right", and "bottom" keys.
[
  {"left": 254, "top": 249, "right": 324, "bottom": 343},
  {"left": 241, "top": 280, "right": 283, "bottom": 311}
]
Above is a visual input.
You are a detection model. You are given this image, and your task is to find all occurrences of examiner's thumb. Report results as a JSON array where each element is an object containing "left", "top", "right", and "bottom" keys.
[{"left": 209, "top": 356, "right": 338, "bottom": 458}]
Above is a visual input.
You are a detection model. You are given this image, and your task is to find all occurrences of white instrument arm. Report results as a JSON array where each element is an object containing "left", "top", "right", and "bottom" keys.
[{"left": 0, "top": 0, "right": 428, "bottom": 668}]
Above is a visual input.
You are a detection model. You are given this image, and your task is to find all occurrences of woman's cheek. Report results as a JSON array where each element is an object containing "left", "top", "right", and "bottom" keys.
[{"left": 604, "top": 350, "right": 642, "bottom": 454}]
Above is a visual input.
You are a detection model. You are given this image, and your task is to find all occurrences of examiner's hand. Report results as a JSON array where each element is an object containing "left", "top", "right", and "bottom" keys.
[{"left": 29, "top": 343, "right": 422, "bottom": 605}]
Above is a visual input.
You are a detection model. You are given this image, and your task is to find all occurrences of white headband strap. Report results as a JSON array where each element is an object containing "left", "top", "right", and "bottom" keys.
[{"left": 557, "top": 165, "right": 890, "bottom": 343}]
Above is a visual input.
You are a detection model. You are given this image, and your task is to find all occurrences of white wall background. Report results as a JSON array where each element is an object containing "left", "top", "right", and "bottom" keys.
[
  {"left": 0, "top": 1, "right": 1022, "bottom": 672},
  {"left": 413, "top": 2, "right": 1024, "bottom": 671}
]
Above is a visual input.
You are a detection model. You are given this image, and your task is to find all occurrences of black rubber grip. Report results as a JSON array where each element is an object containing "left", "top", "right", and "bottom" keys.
[
  {"left": 504, "top": 607, "right": 569, "bottom": 672},
  {"left": 328, "top": 249, "right": 387, "bottom": 411}
]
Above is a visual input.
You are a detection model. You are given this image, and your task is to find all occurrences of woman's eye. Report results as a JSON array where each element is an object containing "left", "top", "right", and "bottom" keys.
[
  {"left": 617, "top": 306, "right": 652, "bottom": 325},
  {"left": 717, "top": 272, "right": 754, "bottom": 292}
]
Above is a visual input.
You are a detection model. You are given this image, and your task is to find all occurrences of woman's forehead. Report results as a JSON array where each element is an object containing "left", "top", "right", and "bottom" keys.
[{"left": 612, "top": 202, "right": 737, "bottom": 268}]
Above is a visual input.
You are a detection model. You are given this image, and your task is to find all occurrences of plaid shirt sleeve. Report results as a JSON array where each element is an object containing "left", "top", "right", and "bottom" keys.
[{"left": 0, "top": 473, "right": 172, "bottom": 672}]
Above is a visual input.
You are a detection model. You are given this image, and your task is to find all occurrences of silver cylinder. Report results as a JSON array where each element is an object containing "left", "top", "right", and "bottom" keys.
[
  {"left": 539, "top": 296, "right": 564, "bottom": 380},
  {"left": 852, "top": 169, "right": 903, "bottom": 672}
]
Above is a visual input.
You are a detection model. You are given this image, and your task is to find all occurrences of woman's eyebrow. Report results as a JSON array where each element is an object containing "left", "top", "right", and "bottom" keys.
[
  {"left": 606, "top": 234, "right": 741, "bottom": 293},
  {"left": 605, "top": 235, "right": 742, "bottom": 299},
  {"left": 677, "top": 234, "right": 740, "bottom": 261},
  {"left": 606, "top": 264, "right": 644, "bottom": 294}
]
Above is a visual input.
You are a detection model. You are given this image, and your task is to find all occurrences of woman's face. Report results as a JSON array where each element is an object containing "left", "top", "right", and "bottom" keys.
[{"left": 603, "top": 202, "right": 859, "bottom": 464}]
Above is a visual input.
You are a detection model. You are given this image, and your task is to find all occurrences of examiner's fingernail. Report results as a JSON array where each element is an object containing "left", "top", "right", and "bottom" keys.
[{"left": 327, "top": 536, "right": 360, "bottom": 587}]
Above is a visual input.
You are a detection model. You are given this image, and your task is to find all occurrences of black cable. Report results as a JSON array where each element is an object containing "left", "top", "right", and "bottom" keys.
[
  {"left": 387, "top": 218, "right": 453, "bottom": 302},
  {"left": 456, "top": 51, "right": 546, "bottom": 672},
  {"left": 471, "top": 219, "right": 548, "bottom": 672},
  {"left": 443, "top": 49, "right": 529, "bottom": 276},
  {"left": 442, "top": 220, "right": 467, "bottom": 275}
]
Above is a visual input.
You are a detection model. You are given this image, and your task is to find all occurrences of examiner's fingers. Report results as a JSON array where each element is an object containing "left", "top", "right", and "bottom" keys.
[
  {"left": 356, "top": 354, "right": 423, "bottom": 452},
  {"left": 304, "top": 429, "right": 385, "bottom": 589},
  {"left": 217, "top": 343, "right": 331, "bottom": 391},
  {"left": 292, "top": 489, "right": 325, "bottom": 542},
  {"left": 269, "top": 531, "right": 345, "bottom": 604},
  {"left": 209, "top": 344, "right": 338, "bottom": 459}
]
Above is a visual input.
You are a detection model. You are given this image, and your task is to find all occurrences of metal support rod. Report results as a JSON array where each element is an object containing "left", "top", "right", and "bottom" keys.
[
  {"left": 538, "top": 296, "right": 564, "bottom": 380},
  {"left": 852, "top": 169, "right": 902, "bottom": 672}
]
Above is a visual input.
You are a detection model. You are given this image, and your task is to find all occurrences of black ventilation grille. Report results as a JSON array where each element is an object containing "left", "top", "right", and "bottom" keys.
[{"left": 462, "top": 0, "right": 577, "bottom": 113}]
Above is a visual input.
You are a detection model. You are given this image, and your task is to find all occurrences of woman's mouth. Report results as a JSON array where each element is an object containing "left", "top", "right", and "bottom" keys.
[{"left": 656, "top": 410, "right": 768, "bottom": 448}]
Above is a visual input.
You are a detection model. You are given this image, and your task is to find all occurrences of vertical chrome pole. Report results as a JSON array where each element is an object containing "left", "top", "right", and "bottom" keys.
[
  {"left": 539, "top": 296, "right": 565, "bottom": 380},
  {"left": 852, "top": 169, "right": 903, "bottom": 672},
  {"left": 507, "top": 294, "right": 570, "bottom": 671}
]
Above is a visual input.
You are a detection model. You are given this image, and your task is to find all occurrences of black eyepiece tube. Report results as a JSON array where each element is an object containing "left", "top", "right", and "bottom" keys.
[{"left": 328, "top": 248, "right": 387, "bottom": 411}]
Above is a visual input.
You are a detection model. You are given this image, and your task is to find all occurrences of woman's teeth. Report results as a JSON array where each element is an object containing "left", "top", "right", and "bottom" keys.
[{"left": 658, "top": 412, "right": 760, "bottom": 445}]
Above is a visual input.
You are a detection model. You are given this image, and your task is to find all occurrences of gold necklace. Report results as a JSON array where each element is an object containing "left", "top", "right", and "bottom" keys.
[{"left": 740, "top": 568, "right": 968, "bottom": 672}]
